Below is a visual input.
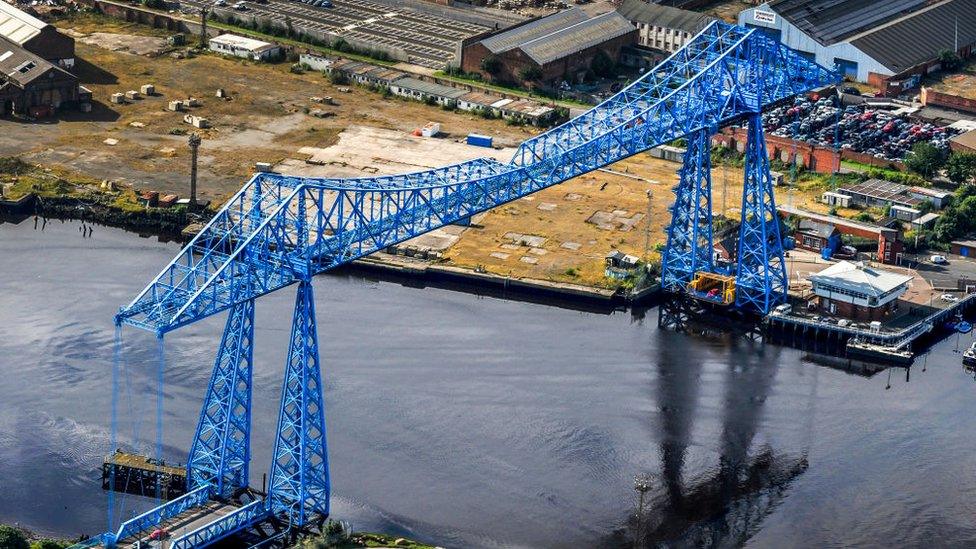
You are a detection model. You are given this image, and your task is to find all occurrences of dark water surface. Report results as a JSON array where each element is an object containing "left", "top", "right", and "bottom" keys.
[{"left": 2, "top": 218, "right": 976, "bottom": 548}]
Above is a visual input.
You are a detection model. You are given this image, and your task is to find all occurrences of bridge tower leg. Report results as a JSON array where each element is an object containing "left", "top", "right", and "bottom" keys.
[
  {"left": 661, "top": 128, "right": 715, "bottom": 291},
  {"left": 187, "top": 299, "right": 255, "bottom": 495},
  {"left": 734, "top": 113, "right": 788, "bottom": 314},
  {"left": 268, "top": 279, "right": 330, "bottom": 526}
]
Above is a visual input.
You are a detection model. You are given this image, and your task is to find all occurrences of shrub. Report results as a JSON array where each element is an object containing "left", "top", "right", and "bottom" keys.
[{"left": 0, "top": 526, "right": 29, "bottom": 549}]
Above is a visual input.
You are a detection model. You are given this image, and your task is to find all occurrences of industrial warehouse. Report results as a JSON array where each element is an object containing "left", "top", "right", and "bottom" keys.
[
  {"left": 740, "top": 0, "right": 976, "bottom": 94},
  {"left": 0, "top": 1, "right": 82, "bottom": 116}
]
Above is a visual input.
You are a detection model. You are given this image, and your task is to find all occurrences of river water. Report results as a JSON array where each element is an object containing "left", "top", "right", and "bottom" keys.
[{"left": 1, "top": 217, "right": 976, "bottom": 548}]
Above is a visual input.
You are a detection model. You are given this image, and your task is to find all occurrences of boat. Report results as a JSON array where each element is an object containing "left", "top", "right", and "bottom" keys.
[
  {"left": 846, "top": 339, "right": 914, "bottom": 366},
  {"left": 964, "top": 342, "right": 976, "bottom": 369}
]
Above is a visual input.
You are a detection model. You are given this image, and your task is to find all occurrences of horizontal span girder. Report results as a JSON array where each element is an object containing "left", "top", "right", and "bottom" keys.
[{"left": 117, "top": 21, "right": 839, "bottom": 333}]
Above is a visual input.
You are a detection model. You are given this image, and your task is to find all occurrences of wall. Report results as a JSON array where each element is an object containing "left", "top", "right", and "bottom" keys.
[
  {"left": 921, "top": 87, "right": 976, "bottom": 115},
  {"left": 719, "top": 127, "right": 841, "bottom": 174}
]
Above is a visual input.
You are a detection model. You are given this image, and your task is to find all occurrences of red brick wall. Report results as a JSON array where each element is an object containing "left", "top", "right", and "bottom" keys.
[
  {"left": 719, "top": 128, "right": 841, "bottom": 174},
  {"left": 839, "top": 149, "right": 906, "bottom": 171},
  {"left": 921, "top": 87, "right": 976, "bottom": 115}
]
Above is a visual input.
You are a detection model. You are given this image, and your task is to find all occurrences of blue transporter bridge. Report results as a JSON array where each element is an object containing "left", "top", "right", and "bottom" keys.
[{"left": 91, "top": 21, "right": 837, "bottom": 548}]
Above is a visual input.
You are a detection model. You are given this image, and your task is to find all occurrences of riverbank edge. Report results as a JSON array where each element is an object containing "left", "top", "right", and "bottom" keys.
[
  {"left": 2, "top": 193, "right": 661, "bottom": 309},
  {"left": 0, "top": 193, "right": 192, "bottom": 238}
]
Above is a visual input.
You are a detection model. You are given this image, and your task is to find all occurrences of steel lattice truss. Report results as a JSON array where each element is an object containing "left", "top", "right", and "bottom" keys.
[
  {"left": 267, "top": 280, "right": 330, "bottom": 523},
  {"left": 116, "top": 21, "right": 837, "bottom": 334},
  {"left": 735, "top": 114, "right": 789, "bottom": 312},
  {"left": 186, "top": 299, "right": 255, "bottom": 496},
  {"left": 661, "top": 129, "right": 715, "bottom": 290},
  {"left": 104, "top": 20, "right": 839, "bottom": 545}
]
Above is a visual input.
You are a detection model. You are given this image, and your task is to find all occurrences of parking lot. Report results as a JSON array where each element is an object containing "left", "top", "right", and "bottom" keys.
[{"left": 184, "top": 0, "right": 494, "bottom": 68}]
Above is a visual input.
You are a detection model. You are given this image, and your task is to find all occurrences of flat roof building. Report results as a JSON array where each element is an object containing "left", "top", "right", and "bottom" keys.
[
  {"left": 808, "top": 260, "right": 913, "bottom": 320},
  {"left": 0, "top": 2, "right": 74, "bottom": 68},
  {"left": 209, "top": 34, "right": 282, "bottom": 62},
  {"left": 739, "top": 0, "right": 976, "bottom": 93}
]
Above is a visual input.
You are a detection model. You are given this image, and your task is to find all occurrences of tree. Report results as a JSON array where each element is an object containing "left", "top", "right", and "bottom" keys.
[
  {"left": 589, "top": 50, "right": 616, "bottom": 79},
  {"left": 0, "top": 526, "right": 29, "bottom": 549},
  {"left": 946, "top": 153, "right": 976, "bottom": 184},
  {"left": 518, "top": 65, "right": 542, "bottom": 83},
  {"left": 904, "top": 142, "right": 946, "bottom": 178},
  {"left": 938, "top": 49, "right": 962, "bottom": 71},
  {"left": 479, "top": 55, "right": 501, "bottom": 76}
]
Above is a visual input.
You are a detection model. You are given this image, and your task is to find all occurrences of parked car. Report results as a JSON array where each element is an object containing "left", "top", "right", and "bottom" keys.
[
  {"left": 233, "top": 1, "right": 247, "bottom": 9},
  {"left": 841, "top": 86, "right": 861, "bottom": 96},
  {"left": 941, "top": 294, "right": 960, "bottom": 303},
  {"left": 931, "top": 254, "right": 948, "bottom": 265},
  {"left": 214, "top": 0, "right": 227, "bottom": 5}
]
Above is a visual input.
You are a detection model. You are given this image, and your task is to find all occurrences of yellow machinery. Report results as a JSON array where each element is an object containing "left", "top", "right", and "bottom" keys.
[{"left": 687, "top": 272, "right": 736, "bottom": 306}]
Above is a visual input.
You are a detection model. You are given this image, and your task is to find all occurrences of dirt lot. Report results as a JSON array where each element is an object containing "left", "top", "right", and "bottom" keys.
[
  {"left": 926, "top": 60, "right": 976, "bottom": 101},
  {"left": 9, "top": 13, "right": 830, "bottom": 289},
  {"left": 701, "top": 0, "right": 752, "bottom": 23},
  {"left": 5, "top": 14, "right": 533, "bottom": 204}
]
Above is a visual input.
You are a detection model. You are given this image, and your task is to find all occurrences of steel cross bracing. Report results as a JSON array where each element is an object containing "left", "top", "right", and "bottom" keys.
[
  {"left": 735, "top": 113, "right": 789, "bottom": 312},
  {"left": 187, "top": 299, "right": 255, "bottom": 496},
  {"left": 116, "top": 21, "right": 837, "bottom": 334},
  {"left": 106, "top": 19, "right": 839, "bottom": 547},
  {"left": 267, "top": 279, "right": 330, "bottom": 524},
  {"left": 661, "top": 129, "right": 715, "bottom": 291}
]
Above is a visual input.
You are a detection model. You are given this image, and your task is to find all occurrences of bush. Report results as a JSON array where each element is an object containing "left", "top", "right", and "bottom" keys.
[
  {"left": 0, "top": 156, "right": 31, "bottom": 175},
  {"left": 0, "top": 526, "right": 29, "bottom": 549},
  {"left": 328, "top": 71, "right": 349, "bottom": 85}
]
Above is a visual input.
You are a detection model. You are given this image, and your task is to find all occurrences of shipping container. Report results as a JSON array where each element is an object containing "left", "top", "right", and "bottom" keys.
[{"left": 467, "top": 133, "right": 493, "bottom": 148}]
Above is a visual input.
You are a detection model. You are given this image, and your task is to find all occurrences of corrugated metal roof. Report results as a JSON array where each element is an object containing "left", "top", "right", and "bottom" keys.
[
  {"left": 0, "top": 2, "right": 47, "bottom": 45},
  {"left": 393, "top": 77, "right": 467, "bottom": 99},
  {"left": 850, "top": 0, "right": 976, "bottom": 73},
  {"left": 519, "top": 11, "right": 635, "bottom": 65},
  {"left": 480, "top": 8, "right": 589, "bottom": 54},
  {"left": 767, "top": 0, "right": 928, "bottom": 45},
  {"left": 616, "top": 0, "right": 714, "bottom": 34}
]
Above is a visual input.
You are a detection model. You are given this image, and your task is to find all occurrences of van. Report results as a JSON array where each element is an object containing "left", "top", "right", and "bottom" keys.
[{"left": 773, "top": 303, "right": 791, "bottom": 315}]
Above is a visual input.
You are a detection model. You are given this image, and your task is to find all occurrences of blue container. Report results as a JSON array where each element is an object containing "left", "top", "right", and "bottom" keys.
[{"left": 467, "top": 133, "right": 493, "bottom": 148}]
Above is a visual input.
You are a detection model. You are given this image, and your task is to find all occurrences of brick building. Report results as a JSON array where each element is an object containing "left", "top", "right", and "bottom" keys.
[
  {"left": 616, "top": 0, "right": 714, "bottom": 54},
  {"left": 0, "top": 2, "right": 74, "bottom": 68},
  {"left": 0, "top": 37, "right": 82, "bottom": 116},
  {"left": 460, "top": 9, "right": 636, "bottom": 85}
]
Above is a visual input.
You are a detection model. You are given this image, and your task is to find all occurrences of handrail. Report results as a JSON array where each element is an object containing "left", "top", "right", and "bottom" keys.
[
  {"left": 108, "top": 485, "right": 213, "bottom": 545},
  {"left": 768, "top": 292, "right": 976, "bottom": 345}
]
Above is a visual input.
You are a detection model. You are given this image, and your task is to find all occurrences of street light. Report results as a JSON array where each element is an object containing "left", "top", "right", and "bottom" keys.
[{"left": 633, "top": 472, "right": 653, "bottom": 548}]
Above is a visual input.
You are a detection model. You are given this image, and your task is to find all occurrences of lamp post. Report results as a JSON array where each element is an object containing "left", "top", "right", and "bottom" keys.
[
  {"left": 188, "top": 133, "right": 201, "bottom": 209},
  {"left": 633, "top": 472, "right": 652, "bottom": 548}
]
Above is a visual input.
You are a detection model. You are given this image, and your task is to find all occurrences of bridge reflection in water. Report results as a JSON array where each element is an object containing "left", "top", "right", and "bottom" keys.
[{"left": 611, "top": 302, "right": 815, "bottom": 547}]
